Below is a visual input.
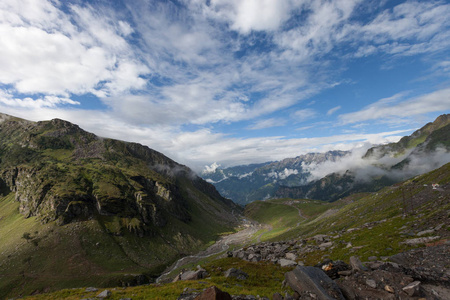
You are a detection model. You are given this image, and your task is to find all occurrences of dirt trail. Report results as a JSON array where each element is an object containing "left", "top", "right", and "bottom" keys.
[
  {"left": 156, "top": 219, "right": 260, "bottom": 283},
  {"left": 282, "top": 200, "right": 307, "bottom": 227},
  {"left": 256, "top": 224, "right": 273, "bottom": 243}
]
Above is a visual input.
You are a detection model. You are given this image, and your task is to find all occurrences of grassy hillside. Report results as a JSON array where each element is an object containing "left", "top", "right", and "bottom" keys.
[
  {"left": 0, "top": 114, "right": 240, "bottom": 298},
  {"left": 8, "top": 163, "right": 449, "bottom": 299},
  {"left": 0, "top": 186, "right": 236, "bottom": 298},
  {"left": 247, "top": 163, "right": 450, "bottom": 265}
]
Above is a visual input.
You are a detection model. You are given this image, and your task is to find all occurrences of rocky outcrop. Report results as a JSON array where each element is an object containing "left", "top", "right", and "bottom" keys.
[
  {"left": 173, "top": 266, "right": 209, "bottom": 282},
  {"left": 177, "top": 285, "right": 267, "bottom": 300},
  {"left": 230, "top": 235, "right": 336, "bottom": 265},
  {"left": 279, "top": 244, "right": 450, "bottom": 300},
  {"left": 224, "top": 268, "right": 248, "bottom": 280},
  {"left": 0, "top": 114, "right": 239, "bottom": 234},
  {"left": 285, "top": 265, "right": 345, "bottom": 300}
]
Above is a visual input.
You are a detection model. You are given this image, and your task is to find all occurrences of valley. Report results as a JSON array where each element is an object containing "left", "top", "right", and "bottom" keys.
[
  {"left": 0, "top": 113, "right": 449, "bottom": 299},
  {"left": 14, "top": 161, "right": 450, "bottom": 299}
]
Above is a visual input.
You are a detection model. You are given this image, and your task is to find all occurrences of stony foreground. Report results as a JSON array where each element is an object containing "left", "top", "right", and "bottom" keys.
[{"left": 175, "top": 243, "right": 449, "bottom": 299}]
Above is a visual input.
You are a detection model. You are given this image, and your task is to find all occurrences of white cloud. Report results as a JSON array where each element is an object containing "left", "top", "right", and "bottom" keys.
[
  {"left": 339, "top": 88, "right": 450, "bottom": 125},
  {"left": 303, "top": 144, "right": 450, "bottom": 184},
  {"left": 276, "top": 0, "right": 361, "bottom": 60},
  {"left": 267, "top": 168, "right": 299, "bottom": 180},
  {"left": 204, "top": 162, "right": 221, "bottom": 173},
  {"left": 0, "top": 0, "right": 149, "bottom": 98},
  {"left": 293, "top": 109, "right": 317, "bottom": 122},
  {"left": 207, "top": 0, "right": 293, "bottom": 34},
  {"left": 327, "top": 105, "right": 341, "bottom": 116},
  {"left": 0, "top": 90, "right": 79, "bottom": 108},
  {"left": 247, "top": 118, "right": 286, "bottom": 130},
  {"left": 238, "top": 172, "right": 253, "bottom": 179}
]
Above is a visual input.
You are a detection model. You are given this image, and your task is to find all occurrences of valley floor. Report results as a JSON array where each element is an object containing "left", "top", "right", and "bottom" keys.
[{"left": 156, "top": 218, "right": 262, "bottom": 283}]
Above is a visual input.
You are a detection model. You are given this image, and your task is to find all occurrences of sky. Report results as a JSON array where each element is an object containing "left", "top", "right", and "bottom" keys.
[{"left": 0, "top": 0, "right": 449, "bottom": 173}]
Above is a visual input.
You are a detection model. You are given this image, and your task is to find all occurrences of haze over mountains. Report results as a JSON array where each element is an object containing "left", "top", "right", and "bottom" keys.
[{"left": 202, "top": 114, "right": 450, "bottom": 204}]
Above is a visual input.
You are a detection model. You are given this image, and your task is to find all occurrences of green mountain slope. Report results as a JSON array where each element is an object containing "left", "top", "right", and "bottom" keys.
[
  {"left": 365, "top": 114, "right": 450, "bottom": 159},
  {"left": 247, "top": 162, "right": 450, "bottom": 264},
  {"left": 0, "top": 113, "right": 240, "bottom": 298},
  {"left": 16, "top": 162, "right": 450, "bottom": 300}
]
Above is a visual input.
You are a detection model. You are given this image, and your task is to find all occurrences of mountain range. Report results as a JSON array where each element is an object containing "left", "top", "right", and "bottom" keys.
[
  {"left": 0, "top": 112, "right": 449, "bottom": 299},
  {"left": 202, "top": 114, "right": 450, "bottom": 204}
]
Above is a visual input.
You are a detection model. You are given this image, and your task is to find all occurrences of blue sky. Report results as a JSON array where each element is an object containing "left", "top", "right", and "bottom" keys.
[{"left": 0, "top": 0, "right": 449, "bottom": 172}]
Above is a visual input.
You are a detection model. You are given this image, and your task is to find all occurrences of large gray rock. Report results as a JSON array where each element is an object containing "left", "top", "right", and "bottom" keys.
[
  {"left": 173, "top": 268, "right": 209, "bottom": 282},
  {"left": 96, "top": 290, "right": 111, "bottom": 298},
  {"left": 195, "top": 286, "right": 232, "bottom": 300},
  {"left": 349, "top": 256, "right": 368, "bottom": 272},
  {"left": 402, "top": 236, "right": 440, "bottom": 245},
  {"left": 279, "top": 259, "right": 297, "bottom": 267},
  {"left": 285, "top": 252, "right": 297, "bottom": 261},
  {"left": 224, "top": 268, "right": 248, "bottom": 280},
  {"left": 402, "top": 281, "right": 421, "bottom": 296},
  {"left": 285, "top": 265, "right": 345, "bottom": 300}
]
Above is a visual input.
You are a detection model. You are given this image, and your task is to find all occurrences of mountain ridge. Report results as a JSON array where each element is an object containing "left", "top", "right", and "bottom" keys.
[
  {"left": 0, "top": 112, "right": 240, "bottom": 297},
  {"left": 201, "top": 150, "right": 349, "bottom": 204},
  {"left": 276, "top": 114, "right": 450, "bottom": 201},
  {"left": 202, "top": 114, "right": 450, "bottom": 203}
]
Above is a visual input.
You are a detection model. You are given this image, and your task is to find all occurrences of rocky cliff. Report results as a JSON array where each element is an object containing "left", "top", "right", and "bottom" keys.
[
  {"left": 0, "top": 113, "right": 239, "bottom": 233},
  {"left": 0, "top": 113, "right": 241, "bottom": 297}
]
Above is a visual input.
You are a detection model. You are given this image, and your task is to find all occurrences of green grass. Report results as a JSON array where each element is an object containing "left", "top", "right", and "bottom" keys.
[
  {"left": 0, "top": 188, "right": 235, "bottom": 299},
  {"left": 23, "top": 258, "right": 293, "bottom": 300},
  {"left": 245, "top": 200, "right": 303, "bottom": 241},
  {"left": 242, "top": 163, "right": 450, "bottom": 265}
]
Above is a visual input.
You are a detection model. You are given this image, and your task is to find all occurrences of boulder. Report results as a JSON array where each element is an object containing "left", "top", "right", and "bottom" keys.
[
  {"left": 319, "top": 242, "right": 333, "bottom": 249},
  {"left": 224, "top": 268, "right": 248, "bottom": 280},
  {"left": 174, "top": 268, "right": 209, "bottom": 282},
  {"left": 349, "top": 256, "right": 368, "bottom": 272},
  {"left": 279, "top": 259, "right": 297, "bottom": 267},
  {"left": 315, "top": 260, "right": 351, "bottom": 279},
  {"left": 194, "top": 286, "right": 232, "bottom": 300},
  {"left": 284, "top": 265, "right": 345, "bottom": 300},
  {"left": 285, "top": 253, "right": 297, "bottom": 261},
  {"left": 417, "top": 229, "right": 434, "bottom": 236},
  {"left": 312, "top": 234, "right": 329, "bottom": 243},
  {"left": 402, "top": 281, "right": 421, "bottom": 296},
  {"left": 96, "top": 290, "right": 111, "bottom": 298},
  {"left": 366, "top": 279, "right": 377, "bottom": 289},
  {"left": 402, "top": 236, "right": 440, "bottom": 245}
]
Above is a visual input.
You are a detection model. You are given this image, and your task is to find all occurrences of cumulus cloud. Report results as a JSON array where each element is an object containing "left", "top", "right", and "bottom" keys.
[
  {"left": 267, "top": 168, "right": 299, "bottom": 180},
  {"left": 206, "top": 0, "right": 293, "bottom": 34},
  {"left": 0, "top": 91, "right": 79, "bottom": 108},
  {"left": 0, "top": 0, "right": 149, "bottom": 98},
  {"left": 204, "top": 162, "right": 221, "bottom": 173}
]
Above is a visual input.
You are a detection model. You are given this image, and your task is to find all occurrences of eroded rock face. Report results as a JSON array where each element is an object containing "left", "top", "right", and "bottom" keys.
[{"left": 0, "top": 115, "right": 238, "bottom": 235}]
